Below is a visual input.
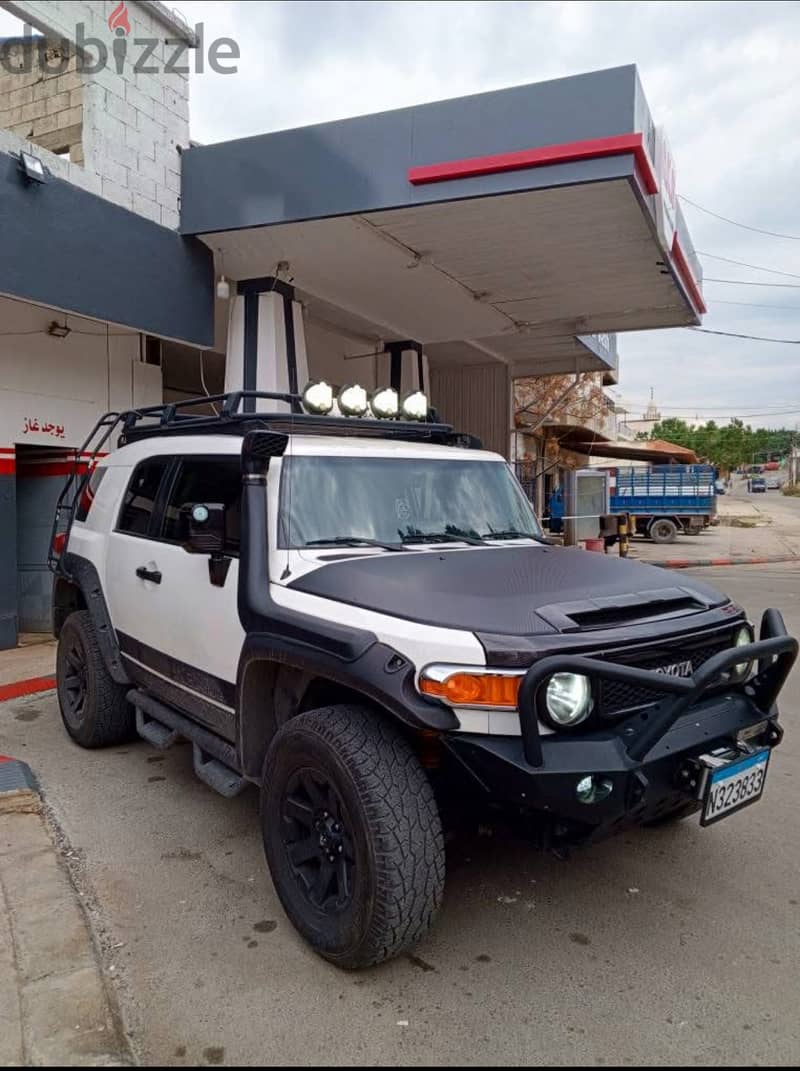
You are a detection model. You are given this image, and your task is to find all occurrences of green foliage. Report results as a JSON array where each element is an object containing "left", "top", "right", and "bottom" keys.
[{"left": 648, "top": 418, "right": 797, "bottom": 471}]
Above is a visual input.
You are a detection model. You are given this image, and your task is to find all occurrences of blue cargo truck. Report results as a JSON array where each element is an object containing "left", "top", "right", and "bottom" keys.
[{"left": 605, "top": 464, "right": 716, "bottom": 544}]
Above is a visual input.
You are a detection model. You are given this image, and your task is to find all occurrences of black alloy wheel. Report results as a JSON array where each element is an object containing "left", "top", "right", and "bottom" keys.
[
  {"left": 281, "top": 767, "right": 356, "bottom": 914},
  {"left": 61, "top": 631, "right": 89, "bottom": 731}
]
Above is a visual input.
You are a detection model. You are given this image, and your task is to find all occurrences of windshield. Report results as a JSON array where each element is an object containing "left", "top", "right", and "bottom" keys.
[{"left": 278, "top": 456, "right": 543, "bottom": 548}]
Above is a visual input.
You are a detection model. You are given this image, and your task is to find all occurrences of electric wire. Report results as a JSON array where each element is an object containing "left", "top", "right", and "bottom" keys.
[{"left": 679, "top": 196, "right": 800, "bottom": 241}]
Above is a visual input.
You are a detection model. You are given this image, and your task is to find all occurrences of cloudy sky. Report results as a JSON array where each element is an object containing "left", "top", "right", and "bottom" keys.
[{"left": 4, "top": 1, "right": 799, "bottom": 427}]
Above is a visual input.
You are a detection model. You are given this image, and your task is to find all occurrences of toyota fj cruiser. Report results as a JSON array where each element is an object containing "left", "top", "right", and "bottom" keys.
[{"left": 50, "top": 388, "right": 797, "bottom": 969}]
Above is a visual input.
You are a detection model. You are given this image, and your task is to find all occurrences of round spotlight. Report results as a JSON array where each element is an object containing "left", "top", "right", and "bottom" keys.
[
  {"left": 544, "top": 673, "right": 593, "bottom": 728},
  {"left": 337, "top": 384, "right": 369, "bottom": 417},
  {"left": 302, "top": 380, "right": 334, "bottom": 415},
  {"left": 401, "top": 390, "right": 428, "bottom": 422},
  {"left": 730, "top": 624, "right": 755, "bottom": 682},
  {"left": 576, "top": 775, "right": 613, "bottom": 805},
  {"left": 370, "top": 386, "right": 399, "bottom": 419}
]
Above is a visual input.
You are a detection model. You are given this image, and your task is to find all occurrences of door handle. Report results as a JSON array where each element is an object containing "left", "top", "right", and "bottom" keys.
[{"left": 136, "top": 566, "right": 162, "bottom": 584}]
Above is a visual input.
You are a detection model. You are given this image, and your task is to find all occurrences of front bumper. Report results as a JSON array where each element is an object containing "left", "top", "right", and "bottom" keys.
[{"left": 443, "top": 609, "right": 797, "bottom": 839}]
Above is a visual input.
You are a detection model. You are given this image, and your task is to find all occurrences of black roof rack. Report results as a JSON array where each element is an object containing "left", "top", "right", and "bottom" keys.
[
  {"left": 115, "top": 391, "right": 480, "bottom": 449},
  {"left": 48, "top": 391, "right": 482, "bottom": 576}
]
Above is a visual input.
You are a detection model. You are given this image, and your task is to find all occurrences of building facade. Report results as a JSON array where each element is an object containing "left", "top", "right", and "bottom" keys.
[{"left": 0, "top": 1, "right": 705, "bottom": 648}]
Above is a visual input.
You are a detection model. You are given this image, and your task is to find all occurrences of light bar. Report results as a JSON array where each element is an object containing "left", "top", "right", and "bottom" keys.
[
  {"left": 337, "top": 384, "right": 369, "bottom": 417},
  {"left": 302, "top": 380, "right": 334, "bottom": 414},
  {"left": 402, "top": 390, "right": 428, "bottom": 422},
  {"left": 370, "top": 386, "right": 399, "bottom": 419}
]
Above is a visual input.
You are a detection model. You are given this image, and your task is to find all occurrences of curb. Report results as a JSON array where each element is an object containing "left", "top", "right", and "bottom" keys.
[
  {"left": 0, "top": 757, "right": 131, "bottom": 1066},
  {"left": 652, "top": 554, "right": 800, "bottom": 570},
  {"left": 0, "top": 676, "right": 56, "bottom": 703}
]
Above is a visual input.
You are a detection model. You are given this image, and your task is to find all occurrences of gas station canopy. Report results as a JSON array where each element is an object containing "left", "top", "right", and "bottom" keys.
[{"left": 181, "top": 65, "right": 704, "bottom": 379}]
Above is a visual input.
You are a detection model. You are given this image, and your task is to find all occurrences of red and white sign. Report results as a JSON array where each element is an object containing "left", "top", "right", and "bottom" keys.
[{"left": 654, "top": 126, "right": 678, "bottom": 252}]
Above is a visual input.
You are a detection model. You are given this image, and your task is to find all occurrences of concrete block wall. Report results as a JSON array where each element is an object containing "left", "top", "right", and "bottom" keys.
[
  {"left": 0, "top": 40, "right": 84, "bottom": 162},
  {"left": 0, "top": 0, "right": 193, "bottom": 227}
]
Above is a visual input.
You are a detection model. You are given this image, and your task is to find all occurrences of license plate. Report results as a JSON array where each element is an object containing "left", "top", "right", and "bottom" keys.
[{"left": 701, "top": 749, "right": 770, "bottom": 826}]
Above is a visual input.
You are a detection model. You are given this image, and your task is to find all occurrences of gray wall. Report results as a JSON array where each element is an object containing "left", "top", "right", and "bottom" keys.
[
  {"left": 181, "top": 65, "right": 644, "bottom": 235},
  {"left": 15, "top": 473, "right": 61, "bottom": 634},
  {"left": 430, "top": 363, "right": 510, "bottom": 458},
  {"left": 0, "top": 471, "right": 17, "bottom": 649},
  {"left": 0, "top": 150, "right": 215, "bottom": 348}
]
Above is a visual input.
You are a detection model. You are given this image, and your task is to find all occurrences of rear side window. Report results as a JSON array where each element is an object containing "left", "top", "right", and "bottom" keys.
[
  {"left": 75, "top": 467, "right": 107, "bottom": 523},
  {"left": 160, "top": 457, "right": 242, "bottom": 552},
  {"left": 117, "top": 458, "right": 170, "bottom": 536}
]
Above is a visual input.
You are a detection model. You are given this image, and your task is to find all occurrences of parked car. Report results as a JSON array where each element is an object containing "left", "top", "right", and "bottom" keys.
[
  {"left": 766, "top": 475, "right": 781, "bottom": 490},
  {"left": 48, "top": 389, "right": 797, "bottom": 968},
  {"left": 714, "top": 479, "right": 727, "bottom": 495},
  {"left": 750, "top": 477, "right": 767, "bottom": 493}
]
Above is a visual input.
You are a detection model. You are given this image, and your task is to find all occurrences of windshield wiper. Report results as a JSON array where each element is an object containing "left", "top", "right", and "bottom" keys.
[
  {"left": 401, "top": 528, "right": 487, "bottom": 547},
  {"left": 481, "top": 529, "right": 553, "bottom": 544},
  {"left": 304, "top": 536, "right": 407, "bottom": 552}
]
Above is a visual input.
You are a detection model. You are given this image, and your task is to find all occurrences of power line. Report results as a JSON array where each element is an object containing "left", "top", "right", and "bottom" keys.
[
  {"left": 679, "top": 195, "right": 800, "bottom": 241},
  {"left": 688, "top": 326, "right": 800, "bottom": 344},
  {"left": 697, "top": 251, "right": 800, "bottom": 280},
  {"left": 703, "top": 277, "right": 800, "bottom": 289},
  {"left": 711, "top": 299, "right": 800, "bottom": 311}
]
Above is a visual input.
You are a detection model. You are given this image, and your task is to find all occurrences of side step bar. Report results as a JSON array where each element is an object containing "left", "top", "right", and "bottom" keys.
[{"left": 129, "top": 689, "right": 247, "bottom": 798}]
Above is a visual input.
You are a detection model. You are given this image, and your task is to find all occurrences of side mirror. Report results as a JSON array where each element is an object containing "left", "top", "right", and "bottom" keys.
[{"left": 182, "top": 503, "right": 226, "bottom": 555}]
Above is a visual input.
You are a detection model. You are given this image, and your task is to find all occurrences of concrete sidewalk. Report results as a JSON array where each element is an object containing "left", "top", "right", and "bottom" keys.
[{"left": 0, "top": 758, "right": 131, "bottom": 1066}]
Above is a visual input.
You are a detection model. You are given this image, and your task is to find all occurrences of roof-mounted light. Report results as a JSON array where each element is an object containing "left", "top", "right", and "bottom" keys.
[
  {"left": 402, "top": 391, "right": 428, "bottom": 422},
  {"left": 337, "top": 384, "right": 369, "bottom": 417},
  {"left": 370, "top": 387, "right": 399, "bottom": 420},
  {"left": 301, "top": 380, "right": 334, "bottom": 415}
]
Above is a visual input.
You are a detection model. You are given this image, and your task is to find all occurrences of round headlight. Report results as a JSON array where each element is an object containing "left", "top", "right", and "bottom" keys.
[
  {"left": 337, "top": 384, "right": 369, "bottom": 417},
  {"left": 370, "top": 386, "right": 399, "bottom": 419},
  {"left": 730, "top": 624, "right": 754, "bottom": 682},
  {"left": 544, "top": 673, "right": 593, "bottom": 727},
  {"left": 302, "top": 380, "right": 334, "bottom": 415},
  {"left": 401, "top": 390, "right": 428, "bottom": 422}
]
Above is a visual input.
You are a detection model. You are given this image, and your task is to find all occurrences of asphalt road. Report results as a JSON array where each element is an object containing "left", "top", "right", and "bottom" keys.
[{"left": 2, "top": 565, "right": 800, "bottom": 1066}]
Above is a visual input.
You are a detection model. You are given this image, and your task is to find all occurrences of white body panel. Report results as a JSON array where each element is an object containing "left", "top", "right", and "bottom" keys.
[{"left": 67, "top": 431, "right": 537, "bottom": 735}]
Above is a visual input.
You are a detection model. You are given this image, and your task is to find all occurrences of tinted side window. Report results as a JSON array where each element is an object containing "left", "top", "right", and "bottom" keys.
[
  {"left": 118, "top": 458, "right": 170, "bottom": 536},
  {"left": 161, "top": 458, "right": 242, "bottom": 552}
]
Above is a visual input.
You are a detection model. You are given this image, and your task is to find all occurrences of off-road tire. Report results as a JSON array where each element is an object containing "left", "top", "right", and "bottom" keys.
[
  {"left": 56, "top": 610, "right": 135, "bottom": 748},
  {"left": 650, "top": 518, "right": 678, "bottom": 544},
  {"left": 261, "top": 704, "right": 445, "bottom": 969}
]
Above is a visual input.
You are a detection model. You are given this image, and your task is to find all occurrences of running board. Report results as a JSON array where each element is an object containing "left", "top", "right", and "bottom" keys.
[
  {"left": 192, "top": 744, "right": 246, "bottom": 798},
  {"left": 127, "top": 689, "right": 246, "bottom": 798},
  {"left": 135, "top": 708, "right": 179, "bottom": 750}
]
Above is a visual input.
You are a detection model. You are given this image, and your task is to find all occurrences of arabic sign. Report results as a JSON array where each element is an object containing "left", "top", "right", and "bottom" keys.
[{"left": 22, "top": 417, "right": 66, "bottom": 439}]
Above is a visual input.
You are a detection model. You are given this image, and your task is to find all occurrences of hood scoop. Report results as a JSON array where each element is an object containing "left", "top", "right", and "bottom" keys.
[{"left": 536, "top": 587, "right": 713, "bottom": 633}]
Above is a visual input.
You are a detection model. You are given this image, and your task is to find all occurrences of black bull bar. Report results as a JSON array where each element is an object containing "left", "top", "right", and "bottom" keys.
[{"left": 517, "top": 609, "right": 798, "bottom": 768}]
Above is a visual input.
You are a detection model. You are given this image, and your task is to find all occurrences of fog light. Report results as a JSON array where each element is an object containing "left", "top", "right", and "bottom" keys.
[
  {"left": 576, "top": 775, "right": 613, "bottom": 805},
  {"left": 338, "top": 384, "right": 369, "bottom": 417}
]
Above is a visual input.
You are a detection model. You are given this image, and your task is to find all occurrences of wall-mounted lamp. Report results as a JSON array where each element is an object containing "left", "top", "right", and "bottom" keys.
[
  {"left": 47, "top": 321, "right": 71, "bottom": 339},
  {"left": 19, "top": 151, "right": 47, "bottom": 183},
  {"left": 216, "top": 275, "right": 231, "bottom": 300}
]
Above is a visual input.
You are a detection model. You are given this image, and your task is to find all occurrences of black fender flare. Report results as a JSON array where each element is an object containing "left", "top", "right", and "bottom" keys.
[
  {"left": 57, "top": 554, "right": 131, "bottom": 686},
  {"left": 235, "top": 634, "right": 458, "bottom": 781}
]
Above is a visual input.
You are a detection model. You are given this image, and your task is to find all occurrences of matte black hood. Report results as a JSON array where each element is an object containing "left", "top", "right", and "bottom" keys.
[{"left": 288, "top": 545, "right": 728, "bottom": 635}]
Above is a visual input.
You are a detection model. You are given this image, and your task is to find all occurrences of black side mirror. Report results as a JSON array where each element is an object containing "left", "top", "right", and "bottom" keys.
[{"left": 182, "top": 503, "right": 226, "bottom": 555}]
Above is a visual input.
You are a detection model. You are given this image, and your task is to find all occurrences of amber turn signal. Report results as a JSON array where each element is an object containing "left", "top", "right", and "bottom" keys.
[{"left": 419, "top": 671, "right": 521, "bottom": 709}]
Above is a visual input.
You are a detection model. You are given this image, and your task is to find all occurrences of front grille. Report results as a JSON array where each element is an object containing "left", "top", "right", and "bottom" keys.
[{"left": 598, "top": 633, "right": 734, "bottom": 719}]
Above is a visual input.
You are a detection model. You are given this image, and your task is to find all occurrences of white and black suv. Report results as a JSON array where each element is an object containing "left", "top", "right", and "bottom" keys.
[{"left": 50, "top": 391, "right": 797, "bottom": 969}]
